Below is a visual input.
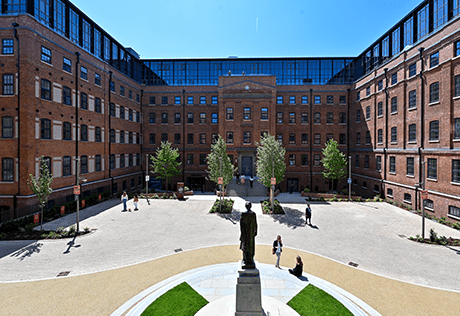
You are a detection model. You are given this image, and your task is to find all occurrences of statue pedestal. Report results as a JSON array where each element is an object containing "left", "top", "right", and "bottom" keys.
[{"left": 235, "top": 261, "right": 263, "bottom": 316}]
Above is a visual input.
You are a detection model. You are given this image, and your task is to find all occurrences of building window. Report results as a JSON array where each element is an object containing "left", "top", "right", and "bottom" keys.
[
  {"left": 407, "top": 157, "right": 414, "bottom": 176},
  {"left": 95, "top": 73, "right": 101, "bottom": 86},
  {"left": 301, "top": 133, "right": 308, "bottom": 144},
  {"left": 389, "top": 156, "right": 396, "bottom": 173},
  {"left": 366, "top": 87, "right": 370, "bottom": 97},
  {"left": 63, "top": 122, "right": 71, "bottom": 140},
  {"left": 377, "top": 80, "right": 383, "bottom": 91},
  {"left": 1, "top": 116, "right": 13, "bottom": 138},
  {"left": 211, "top": 113, "right": 218, "bottom": 124},
  {"left": 128, "top": 132, "right": 133, "bottom": 144},
  {"left": 326, "top": 133, "right": 333, "bottom": 142},
  {"left": 339, "top": 133, "right": 346, "bottom": 145},
  {"left": 340, "top": 95, "right": 346, "bottom": 104},
  {"left": 277, "top": 112, "right": 283, "bottom": 124},
  {"left": 407, "top": 90, "right": 417, "bottom": 109},
  {"left": 226, "top": 131, "right": 234, "bottom": 144},
  {"left": 109, "top": 129, "right": 115, "bottom": 143},
  {"left": 62, "top": 156, "right": 71, "bottom": 176},
  {"left": 277, "top": 133, "right": 283, "bottom": 144},
  {"left": 149, "top": 133, "right": 155, "bottom": 145},
  {"left": 109, "top": 103, "right": 116, "bottom": 117},
  {"left": 149, "top": 96, "right": 156, "bottom": 105},
  {"left": 110, "top": 81, "right": 115, "bottom": 92},
  {"left": 289, "top": 96, "right": 296, "bottom": 104},
  {"left": 120, "top": 106, "right": 125, "bottom": 119},
  {"left": 289, "top": 133, "right": 296, "bottom": 144},
  {"left": 289, "top": 113, "right": 296, "bottom": 124},
  {"left": 404, "top": 193, "right": 412, "bottom": 203},
  {"left": 376, "top": 156, "right": 382, "bottom": 171},
  {"left": 423, "top": 199, "right": 434, "bottom": 210},
  {"left": 199, "top": 113, "right": 206, "bottom": 124},
  {"left": 314, "top": 113, "right": 321, "bottom": 124},
  {"left": 301, "top": 96, "right": 308, "bottom": 104},
  {"left": 80, "top": 92, "right": 88, "bottom": 110},
  {"left": 418, "top": 4, "right": 429, "bottom": 39},
  {"left": 161, "top": 96, "right": 168, "bottom": 104},
  {"left": 41, "top": 79, "right": 51, "bottom": 100},
  {"left": 243, "top": 131, "right": 251, "bottom": 144},
  {"left": 130, "top": 90, "right": 134, "bottom": 100},
  {"left": 80, "top": 124, "right": 87, "bottom": 141},
  {"left": 95, "top": 155, "right": 101, "bottom": 172},
  {"left": 161, "top": 113, "right": 168, "bottom": 124},
  {"left": 455, "top": 75, "right": 460, "bottom": 97},
  {"left": 429, "top": 120, "right": 439, "bottom": 141},
  {"left": 391, "top": 97, "right": 398, "bottom": 113},
  {"left": 427, "top": 158, "right": 437, "bottom": 179},
  {"left": 377, "top": 129, "right": 383, "bottom": 144},
  {"left": 409, "top": 63, "right": 416, "bottom": 77},
  {"left": 120, "top": 86, "right": 125, "bottom": 96},
  {"left": 391, "top": 73, "right": 397, "bottom": 85},
  {"left": 356, "top": 132, "right": 361, "bottom": 145},
  {"left": 226, "top": 107, "right": 234, "bottom": 120},
  {"left": 455, "top": 118, "right": 460, "bottom": 139},
  {"left": 69, "top": 9, "right": 79, "bottom": 43},
  {"left": 200, "top": 133, "right": 206, "bottom": 144},
  {"left": 187, "top": 113, "right": 194, "bottom": 124},
  {"left": 429, "top": 82, "right": 439, "bottom": 103},
  {"left": 119, "top": 154, "right": 125, "bottom": 168},
  {"left": 314, "top": 133, "right": 321, "bottom": 145},
  {"left": 314, "top": 96, "right": 321, "bottom": 104},
  {"left": 187, "top": 133, "right": 194, "bottom": 144},
  {"left": 356, "top": 109, "right": 361, "bottom": 122},
  {"left": 80, "top": 155, "right": 88, "bottom": 174},
  {"left": 212, "top": 96, "right": 218, "bottom": 104},
  {"left": 94, "top": 126, "right": 101, "bottom": 142},
  {"left": 199, "top": 154, "right": 206, "bottom": 165},
  {"left": 366, "top": 106, "right": 371, "bottom": 120},
  {"left": 41, "top": 46, "right": 52, "bottom": 64},
  {"left": 376, "top": 101, "right": 383, "bottom": 116},
  {"left": 187, "top": 96, "right": 194, "bottom": 104},
  {"left": 119, "top": 130, "right": 125, "bottom": 143},
  {"left": 301, "top": 113, "right": 308, "bottom": 124},
  {"left": 449, "top": 206, "right": 460, "bottom": 218},
  {"left": 200, "top": 96, "right": 206, "bottom": 104},
  {"left": 453, "top": 160, "right": 460, "bottom": 183},
  {"left": 301, "top": 154, "right": 308, "bottom": 166},
  {"left": 136, "top": 94, "right": 139, "bottom": 103},
  {"left": 277, "top": 96, "right": 283, "bottom": 104},
  {"left": 80, "top": 66, "right": 88, "bottom": 80},
  {"left": 2, "top": 39, "right": 14, "bottom": 54},
  {"left": 339, "top": 112, "right": 346, "bottom": 124},
  {"left": 41, "top": 119, "right": 51, "bottom": 139},
  {"left": 61, "top": 86, "right": 71, "bottom": 105},
  {"left": 365, "top": 131, "right": 371, "bottom": 144},
  {"left": 327, "top": 95, "right": 334, "bottom": 103},
  {"left": 110, "top": 154, "right": 115, "bottom": 170},
  {"left": 149, "top": 113, "right": 156, "bottom": 125},
  {"left": 243, "top": 108, "right": 251, "bottom": 120},
  {"left": 2, "top": 73, "right": 14, "bottom": 95},
  {"left": 455, "top": 40, "right": 460, "bottom": 57},
  {"left": 390, "top": 127, "right": 397, "bottom": 143},
  {"left": 387, "top": 188, "right": 393, "bottom": 197},
  {"left": 129, "top": 154, "right": 133, "bottom": 167},
  {"left": 261, "top": 108, "right": 268, "bottom": 120},
  {"left": 211, "top": 133, "right": 218, "bottom": 144},
  {"left": 187, "top": 154, "right": 194, "bottom": 165},
  {"left": 326, "top": 112, "right": 333, "bottom": 124},
  {"left": 314, "top": 154, "right": 321, "bottom": 166},
  {"left": 430, "top": 52, "right": 439, "bottom": 68},
  {"left": 408, "top": 124, "right": 416, "bottom": 142},
  {"left": 289, "top": 154, "right": 296, "bottom": 166},
  {"left": 62, "top": 57, "right": 72, "bottom": 73}
]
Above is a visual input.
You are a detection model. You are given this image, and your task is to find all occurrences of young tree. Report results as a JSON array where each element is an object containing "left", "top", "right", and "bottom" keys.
[
  {"left": 28, "top": 156, "right": 53, "bottom": 231},
  {"left": 256, "top": 133, "right": 286, "bottom": 209},
  {"left": 150, "top": 141, "right": 182, "bottom": 193},
  {"left": 206, "top": 134, "right": 236, "bottom": 194},
  {"left": 321, "top": 139, "right": 348, "bottom": 191}
]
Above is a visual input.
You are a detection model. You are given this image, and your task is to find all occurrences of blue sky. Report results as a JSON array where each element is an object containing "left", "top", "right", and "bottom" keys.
[{"left": 71, "top": 0, "right": 423, "bottom": 59}]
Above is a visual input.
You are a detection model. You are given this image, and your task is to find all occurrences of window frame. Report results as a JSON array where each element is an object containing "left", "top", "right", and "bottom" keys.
[{"left": 41, "top": 46, "right": 52, "bottom": 64}]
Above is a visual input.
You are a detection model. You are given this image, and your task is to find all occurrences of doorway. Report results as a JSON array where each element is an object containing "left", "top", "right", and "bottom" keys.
[
  {"left": 241, "top": 156, "right": 253, "bottom": 177},
  {"left": 286, "top": 178, "right": 299, "bottom": 193}
]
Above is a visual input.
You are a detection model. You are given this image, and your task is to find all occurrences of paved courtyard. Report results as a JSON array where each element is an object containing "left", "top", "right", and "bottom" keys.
[{"left": 1, "top": 193, "right": 460, "bottom": 315}]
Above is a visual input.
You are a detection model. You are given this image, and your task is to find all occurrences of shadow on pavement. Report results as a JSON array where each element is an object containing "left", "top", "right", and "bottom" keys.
[
  {"left": 217, "top": 210, "right": 241, "bottom": 225},
  {"left": 269, "top": 207, "right": 305, "bottom": 229},
  {"left": 10, "top": 241, "right": 43, "bottom": 261},
  {"left": 63, "top": 236, "right": 81, "bottom": 254}
]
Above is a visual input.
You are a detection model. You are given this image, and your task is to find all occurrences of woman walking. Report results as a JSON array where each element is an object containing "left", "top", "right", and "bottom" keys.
[
  {"left": 272, "top": 235, "right": 283, "bottom": 268},
  {"left": 121, "top": 191, "right": 128, "bottom": 212},
  {"left": 133, "top": 194, "right": 139, "bottom": 211}
]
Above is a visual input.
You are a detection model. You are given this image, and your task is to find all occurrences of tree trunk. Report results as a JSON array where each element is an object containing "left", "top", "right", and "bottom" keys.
[{"left": 40, "top": 206, "right": 43, "bottom": 231}]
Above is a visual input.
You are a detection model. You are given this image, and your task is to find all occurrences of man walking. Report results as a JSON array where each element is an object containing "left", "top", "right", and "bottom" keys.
[{"left": 305, "top": 203, "right": 312, "bottom": 226}]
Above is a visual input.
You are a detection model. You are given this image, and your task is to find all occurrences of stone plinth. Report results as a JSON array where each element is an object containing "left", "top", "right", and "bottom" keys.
[{"left": 235, "top": 261, "right": 263, "bottom": 316}]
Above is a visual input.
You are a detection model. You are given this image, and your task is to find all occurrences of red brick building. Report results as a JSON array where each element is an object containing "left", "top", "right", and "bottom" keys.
[{"left": 0, "top": 0, "right": 459, "bottom": 223}]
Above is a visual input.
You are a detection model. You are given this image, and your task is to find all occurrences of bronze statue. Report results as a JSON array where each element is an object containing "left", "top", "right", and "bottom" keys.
[{"left": 239, "top": 202, "right": 257, "bottom": 269}]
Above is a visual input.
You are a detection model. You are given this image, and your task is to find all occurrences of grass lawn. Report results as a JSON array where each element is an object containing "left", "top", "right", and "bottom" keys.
[
  {"left": 141, "top": 282, "right": 208, "bottom": 316},
  {"left": 287, "top": 284, "right": 353, "bottom": 316}
]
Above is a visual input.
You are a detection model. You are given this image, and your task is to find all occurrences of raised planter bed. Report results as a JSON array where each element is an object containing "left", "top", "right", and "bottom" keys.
[{"left": 301, "top": 192, "right": 361, "bottom": 201}]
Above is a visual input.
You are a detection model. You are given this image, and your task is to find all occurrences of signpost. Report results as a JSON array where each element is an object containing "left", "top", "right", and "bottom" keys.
[
  {"left": 60, "top": 206, "right": 65, "bottom": 215},
  {"left": 73, "top": 185, "right": 80, "bottom": 195}
]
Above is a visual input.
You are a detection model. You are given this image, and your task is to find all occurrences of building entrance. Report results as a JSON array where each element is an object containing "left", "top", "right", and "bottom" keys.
[
  {"left": 241, "top": 156, "right": 253, "bottom": 177},
  {"left": 287, "top": 178, "right": 299, "bottom": 193}
]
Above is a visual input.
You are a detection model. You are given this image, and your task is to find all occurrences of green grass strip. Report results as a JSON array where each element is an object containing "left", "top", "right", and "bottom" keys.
[
  {"left": 287, "top": 284, "right": 353, "bottom": 316},
  {"left": 141, "top": 282, "right": 208, "bottom": 316}
]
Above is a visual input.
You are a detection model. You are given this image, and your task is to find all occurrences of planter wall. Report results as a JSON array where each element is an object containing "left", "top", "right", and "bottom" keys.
[{"left": 301, "top": 192, "right": 361, "bottom": 200}]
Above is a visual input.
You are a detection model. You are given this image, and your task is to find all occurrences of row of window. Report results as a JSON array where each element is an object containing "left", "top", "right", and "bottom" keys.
[
  {"left": 148, "top": 112, "right": 218, "bottom": 125},
  {"left": 276, "top": 95, "right": 347, "bottom": 105},
  {"left": 108, "top": 103, "right": 140, "bottom": 122},
  {"left": 149, "top": 95, "right": 218, "bottom": 105},
  {"left": 1, "top": 73, "right": 14, "bottom": 95},
  {"left": 108, "top": 153, "right": 141, "bottom": 169},
  {"left": 109, "top": 129, "right": 140, "bottom": 144},
  {"left": 354, "top": 118, "right": 460, "bottom": 146}
]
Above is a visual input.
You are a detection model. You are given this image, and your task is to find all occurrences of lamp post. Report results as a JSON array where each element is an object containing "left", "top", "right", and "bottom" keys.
[
  {"left": 271, "top": 155, "right": 275, "bottom": 214},
  {"left": 146, "top": 153, "right": 150, "bottom": 205},
  {"left": 74, "top": 157, "right": 86, "bottom": 232},
  {"left": 219, "top": 157, "right": 222, "bottom": 213},
  {"left": 348, "top": 156, "right": 352, "bottom": 201},
  {"left": 421, "top": 160, "right": 426, "bottom": 239}
]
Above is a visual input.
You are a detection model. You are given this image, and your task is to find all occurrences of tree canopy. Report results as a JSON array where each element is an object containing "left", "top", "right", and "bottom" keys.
[
  {"left": 150, "top": 141, "right": 182, "bottom": 192},
  {"left": 256, "top": 133, "right": 286, "bottom": 188},
  {"left": 321, "top": 139, "right": 347, "bottom": 182},
  {"left": 206, "top": 135, "right": 236, "bottom": 188}
]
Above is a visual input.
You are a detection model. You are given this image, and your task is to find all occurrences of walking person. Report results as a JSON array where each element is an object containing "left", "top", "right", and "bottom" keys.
[
  {"left": 121, "top": 191, "right": 128, "bottom": 212},
  {"left": 272, "top": 235, "right": 283, "bottom": 268},
  {"left": 305, "top": 203, "right": 312, "bottom": 226},
  {"left": 249, "top": 176, "right": 254, "bottom": 189},
  {"left": 236, "top": 172, "right": 240, "bottom": 185},
  {"left": 289, "top": 256, "right": 303, "bottom": 277},
  {"left": 133, "top": 194, "right": 139, "bottom": 211}
]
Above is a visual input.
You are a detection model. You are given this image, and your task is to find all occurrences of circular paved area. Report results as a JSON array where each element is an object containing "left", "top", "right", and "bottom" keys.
[{"left": 1, "top": 193, "right": 460, "bottom": 315}]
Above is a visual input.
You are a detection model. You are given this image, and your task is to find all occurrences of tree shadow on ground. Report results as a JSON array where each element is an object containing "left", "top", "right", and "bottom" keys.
[
  {"left": 269, "top": 207, "right": 306, "bottom": 229},
  {"left": 10, "top": 242, "right": 43, "bottom": 261},
  {"left": 445, "top": 245, "right": 460, "bottom": 256},
  {"left": 216, "top": 210, "right": 241, "bottom": 225}
]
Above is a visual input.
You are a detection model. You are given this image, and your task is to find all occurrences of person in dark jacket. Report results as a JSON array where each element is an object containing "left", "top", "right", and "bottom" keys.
[
  {"left": 289, "top": 256, "right": 303, "bottom": 277},
  {"left": 272, "top": 235, "right": 283, "bottom": 268},
  {"left": 305, "top": 203, "right": 312, "bottom": 226}
]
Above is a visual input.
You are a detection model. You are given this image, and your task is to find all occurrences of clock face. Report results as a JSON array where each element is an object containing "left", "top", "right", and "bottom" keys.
[{"left": 245, "top": 86, "right": 249, "bottom": 90}]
